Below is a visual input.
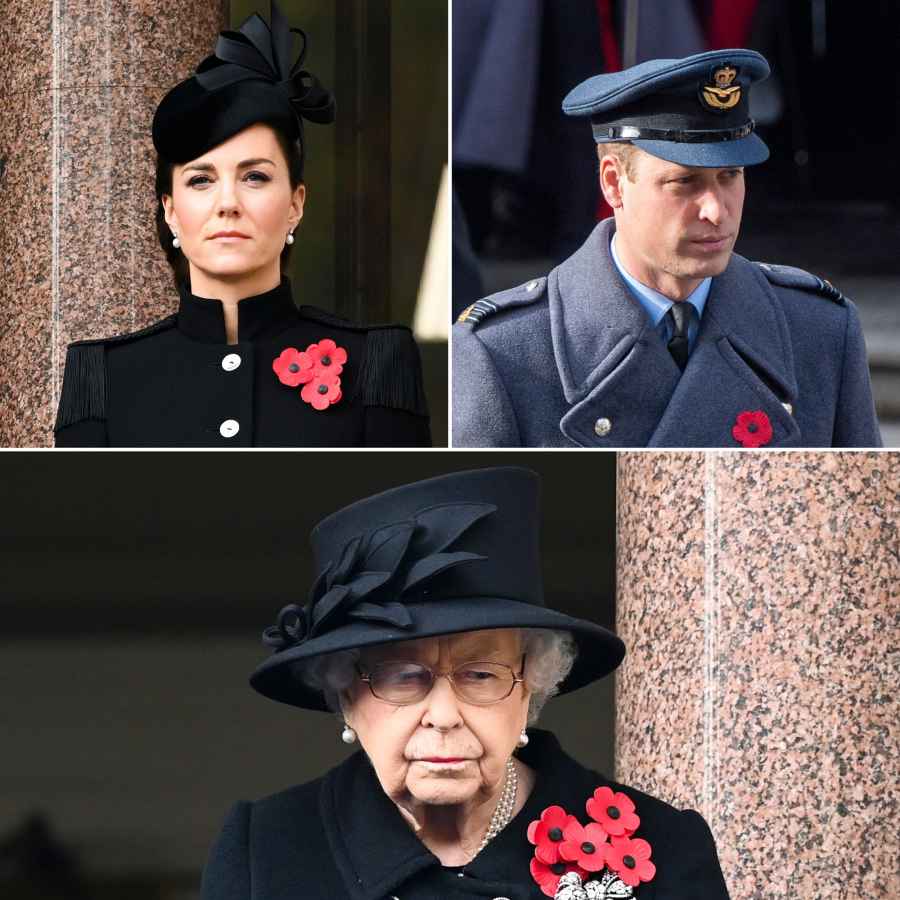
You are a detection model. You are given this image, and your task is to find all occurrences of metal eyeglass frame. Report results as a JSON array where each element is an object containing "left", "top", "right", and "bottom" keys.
[{"left": 357, "top": 654, "right": 527, "bottom": 706}]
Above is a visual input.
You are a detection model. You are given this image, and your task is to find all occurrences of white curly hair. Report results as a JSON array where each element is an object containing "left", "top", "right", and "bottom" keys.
[{"left": 290, "top": 628, "right": 578, "bottom": 725}]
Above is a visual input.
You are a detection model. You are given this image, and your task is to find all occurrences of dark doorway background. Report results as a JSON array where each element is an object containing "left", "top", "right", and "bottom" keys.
[{"left": 1, "top": 452, "right": 616, "bottom": 898}]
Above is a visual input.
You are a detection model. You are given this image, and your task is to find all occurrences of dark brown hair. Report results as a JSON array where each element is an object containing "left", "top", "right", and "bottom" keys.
[{"left": 154, "top": 126, "right": 305, "bottom": 289}]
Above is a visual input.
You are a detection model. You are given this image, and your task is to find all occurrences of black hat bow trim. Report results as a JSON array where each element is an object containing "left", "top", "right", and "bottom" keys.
[
  {"left": 263, "top": 502, "right": 497, "bottom": 652},
  {"left": 194, "top": 1, "right": 335, "bottom": 129}
]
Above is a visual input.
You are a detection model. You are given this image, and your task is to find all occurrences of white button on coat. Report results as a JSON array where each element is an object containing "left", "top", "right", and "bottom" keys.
[
  {"left": 594, "top": 417, "right": 612, "bottom": 437},
  {"left": 219, "top": 419, "right": 240, "bottom": 438},
  {"left": 222, "top": 353, "right": 242, "bottom": 372}
]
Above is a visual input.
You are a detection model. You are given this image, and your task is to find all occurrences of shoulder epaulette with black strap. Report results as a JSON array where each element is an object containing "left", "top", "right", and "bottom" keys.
[
  {"left": 756, "top": 263, "right": 847, "bottom": 306},
  {"left": 298, "top": 304, "right": 368, "bottom": 331},
  {"left": 67, "top": 314, "right": 179, "bottom": 349},
  {"left": 455, "top": 277, "right": 548, "bottom": 327},
  {"left": 356, "top": 325, "right": 428, "bottom": 417},
  {"left": 54, "top": 315, "right": 177, "bottom": 431}
]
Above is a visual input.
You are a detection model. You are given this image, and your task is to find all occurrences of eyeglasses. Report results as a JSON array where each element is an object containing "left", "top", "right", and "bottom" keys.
[{"left": 358, "top": 656, "right": 526, "bottom": 706}]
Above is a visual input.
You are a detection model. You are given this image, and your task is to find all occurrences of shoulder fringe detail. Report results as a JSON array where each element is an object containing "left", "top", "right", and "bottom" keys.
[
  {"left": 357, "top": 328, "right": 429, "bottom": 417},
  {"left": 55, "top": 343, "right": 106, "bottom": 431},
  {"left": 54, "top": 316, "right": 176, "bottom": 431},
  {"left": 756, "top": 262, "right": 847, "bottom": 306}
]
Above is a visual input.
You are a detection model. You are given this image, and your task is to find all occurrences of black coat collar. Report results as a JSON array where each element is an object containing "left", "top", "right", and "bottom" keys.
[
  {"left": 176, "top": 276, "right": 298, "bottom": 344},
  {"left": 319, "top": 729, "right": 607, "bottom": 900}
]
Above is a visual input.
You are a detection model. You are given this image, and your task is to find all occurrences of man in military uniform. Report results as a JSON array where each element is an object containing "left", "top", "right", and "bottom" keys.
[{"left": 452, "top": 49, "right": 882, "bottom": 448}]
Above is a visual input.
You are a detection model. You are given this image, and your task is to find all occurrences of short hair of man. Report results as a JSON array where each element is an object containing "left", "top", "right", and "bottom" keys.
[{"left": 597, "top": 141, "right": 641, "bottom": 181}]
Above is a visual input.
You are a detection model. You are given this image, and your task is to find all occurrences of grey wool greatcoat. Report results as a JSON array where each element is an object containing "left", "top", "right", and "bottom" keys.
[
  {"left": 200, "top": 730, "right": 729, "bottom": 900},
  {"left": 452, "top": 219, "right": 882, "bottom": 448}
]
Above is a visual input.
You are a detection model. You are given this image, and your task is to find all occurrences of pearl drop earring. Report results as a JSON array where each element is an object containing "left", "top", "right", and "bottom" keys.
[
  {"left": 517, "top": 729, "right": 529, "bottom": 748},
  {"left": 285, "top": 231, "right": 295, "bottom": 245},
  {"left": 172, "top": 233, "right": 180, "bottom": 249},
  {"left": 341, "top": 724, "right": 357, "bottom": 744}
]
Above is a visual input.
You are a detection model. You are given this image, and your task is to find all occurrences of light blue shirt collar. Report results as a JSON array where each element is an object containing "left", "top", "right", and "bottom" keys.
[{"left": 610, "top": 233, "right": 711, "bottom": 349}]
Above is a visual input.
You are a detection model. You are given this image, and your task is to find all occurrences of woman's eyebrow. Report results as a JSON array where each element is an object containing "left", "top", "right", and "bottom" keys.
[{"left": 182, "top": 157, "right": 275, "bottom": 173}]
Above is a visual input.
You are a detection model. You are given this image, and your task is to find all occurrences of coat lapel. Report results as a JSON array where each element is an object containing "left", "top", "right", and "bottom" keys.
[
  {"left": 649, "top": 253, "right": 801, "bottom": 447},
  {"left": 321, "top": 750, "right": 437, "bottom": 900},
  {"left": 550, "top": 220, "right": 802, "bottom": 447},
  {"left": 550, "top": 220, "right": 682, "bottom": 447}
]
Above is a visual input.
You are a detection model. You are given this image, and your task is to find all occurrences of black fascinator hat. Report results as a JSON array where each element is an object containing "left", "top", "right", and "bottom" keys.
[
  {"left": 152, "top": 0, "right": 335, "bottom": 164},
  {"left": 250, "top": 468, "right": 626, "bottom": 711}
]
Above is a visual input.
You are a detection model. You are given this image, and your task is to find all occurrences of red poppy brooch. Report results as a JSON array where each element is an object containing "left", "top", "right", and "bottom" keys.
[
  {"left": 272, "top": 339, "right": 347, "bottom": 411},
  {"left": 527, "top": 787, "right": 655, "bottom": 898},
  {"left": 732, "top": 409, "right": 772, "bottom": 448}
]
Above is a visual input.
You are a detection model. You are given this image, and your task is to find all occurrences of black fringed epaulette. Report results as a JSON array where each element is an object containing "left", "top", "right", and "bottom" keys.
[
  {"left": 455, "top": 277, "right": 547, "bottom": 328},
  {"left": 357, "top": 326, "right": 429, "bottom": 417},
  {"left": 55, "top": 343, "right": 107, "bottom": 431},
  {"left": 757, "top": 263, "right": 847, "bottom": 306},
  {"left": 54, "top": 316, "right": 177, "bottom": 431}
]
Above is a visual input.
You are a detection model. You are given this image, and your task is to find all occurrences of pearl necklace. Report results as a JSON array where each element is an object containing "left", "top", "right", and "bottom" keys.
[{"left": 475, "top": 757, "right": 518, "bottom": 855}]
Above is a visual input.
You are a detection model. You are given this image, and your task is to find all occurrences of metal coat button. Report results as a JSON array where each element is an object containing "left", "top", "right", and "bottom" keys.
[
  {"left": 526, "top": 280, "right": 539, "bottom": 292},
  {"left": 219, "top": 419, "right": 240, "bottom": 438},
  {"left": 594, "top": 417, "right": 612, "bottom": 437},
  {"left": 782, "top": 402, "right": 793, "bottom": 415},
  {"left": 222, "top": 353, "right": 241, "bottom": 372}
]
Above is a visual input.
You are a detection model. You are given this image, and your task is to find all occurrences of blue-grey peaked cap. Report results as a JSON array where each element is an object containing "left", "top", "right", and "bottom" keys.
[{"left": 563, "top": 48, "right": 771, "bottom": 168}]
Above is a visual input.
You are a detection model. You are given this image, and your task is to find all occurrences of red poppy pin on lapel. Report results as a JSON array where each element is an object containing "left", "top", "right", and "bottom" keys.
[
  {"left": 527, "top": 788, "right": 655, "bottom": 898},
  {"left": 732, "top": 410, "right": 772, "bottom": 448},
  {"left": 272, "top": 339, "right": 347, "bottom": 411}
]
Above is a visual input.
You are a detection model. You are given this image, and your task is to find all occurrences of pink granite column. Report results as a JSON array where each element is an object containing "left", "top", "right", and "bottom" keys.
[
  {"left": 0, "top": 0, "right": 226, "bottom": 447},
  {"left": 616, "top": 452, "right": 898, "bottom": 899}
]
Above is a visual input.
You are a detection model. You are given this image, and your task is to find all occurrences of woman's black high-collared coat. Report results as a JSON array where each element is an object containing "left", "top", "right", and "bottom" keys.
[
  {"left": 200, "top": 730, "right": 730, "bottom": 900},
  {"left": 54, "top": 278, "right": 431, "bottom": 447}
]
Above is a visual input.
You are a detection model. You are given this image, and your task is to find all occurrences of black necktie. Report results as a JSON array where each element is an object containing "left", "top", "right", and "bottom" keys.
[{"left": 667, "top": 303, "right": 690, "bottom": 372}]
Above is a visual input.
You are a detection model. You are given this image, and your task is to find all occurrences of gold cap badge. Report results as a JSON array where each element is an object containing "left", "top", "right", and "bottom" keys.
[{"left": 700, "top": 65, "right": 741, "bottom": 111}]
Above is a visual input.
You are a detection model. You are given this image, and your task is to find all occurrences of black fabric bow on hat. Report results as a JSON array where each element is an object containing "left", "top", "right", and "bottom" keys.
[
  {"left": 194, "top": 0, "right": 335, "bottom": 130},
  {"left": 263, "top": 502, "right": 497, "bottom": 652}
]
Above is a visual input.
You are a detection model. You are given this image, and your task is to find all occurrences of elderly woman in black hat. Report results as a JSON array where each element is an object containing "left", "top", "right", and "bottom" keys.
[
  {"left": 54, "top": 1, "right": 430, "bottom": 448},
  {"left": 202, "top": 468, "right": 729, "bottom": 900}
]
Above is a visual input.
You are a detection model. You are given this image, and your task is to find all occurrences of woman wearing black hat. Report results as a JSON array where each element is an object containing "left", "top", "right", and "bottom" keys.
[
  {"left": 203, "top": 468, "right": 729, "bottom": 899},
  {"left": 54, "top": 2, "right": 430, "bottom": 448}
]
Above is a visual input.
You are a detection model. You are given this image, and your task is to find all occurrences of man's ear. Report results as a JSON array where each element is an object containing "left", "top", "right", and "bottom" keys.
[{"left": 599, "top": 154, "right": 626, "bottom": 209}]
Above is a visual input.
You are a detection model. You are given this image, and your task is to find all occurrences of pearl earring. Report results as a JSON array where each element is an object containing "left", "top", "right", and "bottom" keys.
[
  {"left": 341, "top": 724, "right": 357, "bottom": 744},
  {"left": 171, "top": 233, "right": 180, "bottom": 249},
  {"left": 285, "top": 231, "right": 294, "bottom": 245},
  {"left": 517, "top": 729, "right": 529, "bottom": 748}
]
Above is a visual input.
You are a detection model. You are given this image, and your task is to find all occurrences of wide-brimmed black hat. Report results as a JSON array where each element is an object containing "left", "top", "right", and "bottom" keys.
[
  {"left": 152, "top": 0, "right": 335, "bottom": 164},
  {"left": 250, "top": 467, "right": 625, "bottom": 711}
]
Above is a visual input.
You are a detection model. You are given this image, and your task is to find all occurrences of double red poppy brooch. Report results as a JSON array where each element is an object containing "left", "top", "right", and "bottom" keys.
[
  {"left": 272, "top": 339, "right": 347, "bottom": 411},
  {"left": 527, "top": 787, "right": 655, "bottom": 898},
  {"left": 732, "top": 409, "right": 772, "bottom": 448}
]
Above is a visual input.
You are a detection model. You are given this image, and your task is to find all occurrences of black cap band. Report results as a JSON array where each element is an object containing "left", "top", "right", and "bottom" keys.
[{"left": 593, "top": 119, "right": 756, "bottom": 145}]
